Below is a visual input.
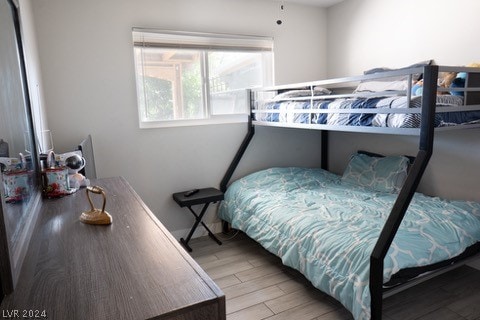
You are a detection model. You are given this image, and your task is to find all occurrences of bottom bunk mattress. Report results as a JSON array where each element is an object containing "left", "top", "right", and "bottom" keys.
[{"left": 218, "top": 167, "right": 480, "bottom": 320}]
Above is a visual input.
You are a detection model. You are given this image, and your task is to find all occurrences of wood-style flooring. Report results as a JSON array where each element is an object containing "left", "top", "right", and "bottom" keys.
[{"left": 188, "top": 232, "right": 480, "bottom": 320}]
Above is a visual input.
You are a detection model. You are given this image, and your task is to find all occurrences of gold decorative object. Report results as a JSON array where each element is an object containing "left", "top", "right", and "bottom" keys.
[{"left": 80, "top": 186, "right": 112, "bottom": 225}]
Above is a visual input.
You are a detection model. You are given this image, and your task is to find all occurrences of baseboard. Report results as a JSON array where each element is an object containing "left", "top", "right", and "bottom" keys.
[{"left": 170, "top": 222, "right": 223, "bottom": 241}]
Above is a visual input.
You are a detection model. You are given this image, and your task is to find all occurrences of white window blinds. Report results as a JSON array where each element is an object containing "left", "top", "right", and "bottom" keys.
[{"left": 132, "top": 28, "right": 274, "bottom": 52}]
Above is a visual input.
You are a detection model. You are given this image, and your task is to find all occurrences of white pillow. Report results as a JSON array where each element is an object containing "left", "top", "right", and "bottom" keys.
[
  {"left": 273, "top": 88, "right": 331, "bottom": 100},
  {"left": 354, "top": 80, "right": 409, "bottom": 93}
]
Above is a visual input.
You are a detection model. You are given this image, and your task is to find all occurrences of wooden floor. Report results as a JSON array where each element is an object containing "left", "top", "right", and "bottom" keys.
[{"left": 188, "top": 233, "right": 480, "bottom": 320}]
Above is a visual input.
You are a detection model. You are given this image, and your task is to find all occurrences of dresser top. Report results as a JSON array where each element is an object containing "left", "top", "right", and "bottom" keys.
[{"left": 1, "top": 177, "right": 224, "bottom": 319}]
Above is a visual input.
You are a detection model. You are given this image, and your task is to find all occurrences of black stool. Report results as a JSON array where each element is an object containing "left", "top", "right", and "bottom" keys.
[{"left": 172, "top": 187, "right": 224, "bottom": 252}]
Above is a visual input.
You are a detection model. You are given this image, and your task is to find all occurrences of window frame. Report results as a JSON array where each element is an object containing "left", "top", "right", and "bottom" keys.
[{"left": 132, "top": 28, "right": 274, "bottom": 128}]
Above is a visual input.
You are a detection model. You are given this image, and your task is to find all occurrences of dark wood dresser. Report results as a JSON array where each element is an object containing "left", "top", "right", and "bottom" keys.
[{"left": 0, "top": 177, "right": 225, "bottom": 320}]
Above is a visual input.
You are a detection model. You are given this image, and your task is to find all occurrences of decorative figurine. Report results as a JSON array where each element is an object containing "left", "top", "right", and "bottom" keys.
[{"left": 64, "top": 153, "right": 90, "bottom": 189}]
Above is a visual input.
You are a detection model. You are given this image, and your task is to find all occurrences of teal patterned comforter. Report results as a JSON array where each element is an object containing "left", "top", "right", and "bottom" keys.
[{"left": 218, "top": 167, "right": 480, "bottom": 320}]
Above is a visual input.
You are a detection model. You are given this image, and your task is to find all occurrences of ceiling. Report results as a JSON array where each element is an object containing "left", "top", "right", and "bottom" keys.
[{"left": 283, "top": 0, "right": 345, "bottom": 7}]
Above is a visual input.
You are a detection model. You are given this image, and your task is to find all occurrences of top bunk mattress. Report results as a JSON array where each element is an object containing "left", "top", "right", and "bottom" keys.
[
  {"left": 251, "top": 65, "right": 480, "bottom": 133},
  {"left": 218, "top": 166, "right": 480, "bottom": 320},
  {"left": 254, "top": 94, "right": 480, "bottom": 128}
]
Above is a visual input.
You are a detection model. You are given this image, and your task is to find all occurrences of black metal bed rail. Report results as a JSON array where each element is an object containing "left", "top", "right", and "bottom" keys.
[{"left": 369, "top": 65, "right": 439, "bottom": 319}]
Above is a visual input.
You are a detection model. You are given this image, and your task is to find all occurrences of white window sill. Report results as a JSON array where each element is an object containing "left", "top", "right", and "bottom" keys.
[{"left": 139, "top": 114, "right": 249, "bottom": 129}]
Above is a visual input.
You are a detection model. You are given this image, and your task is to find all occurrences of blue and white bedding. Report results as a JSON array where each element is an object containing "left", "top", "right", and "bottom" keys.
[
  {"left": 218, "top": 167, "right": 480, "bottom": 319},
  {"left": 254, "top": 94, "right": 480, "bottom": 128}
]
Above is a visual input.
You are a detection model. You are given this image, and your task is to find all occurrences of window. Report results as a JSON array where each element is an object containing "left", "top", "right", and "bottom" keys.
[{"left": 132, "top": 29, "right": 274, "bottom": 128}]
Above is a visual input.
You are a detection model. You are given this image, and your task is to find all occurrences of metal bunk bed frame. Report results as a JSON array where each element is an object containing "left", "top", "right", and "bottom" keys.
[{"left": 220, "top": 65, "right": 480, "bottom": 319}]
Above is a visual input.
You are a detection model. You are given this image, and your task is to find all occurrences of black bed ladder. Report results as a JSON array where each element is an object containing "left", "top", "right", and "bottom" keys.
[{"left": 369, "top": 65, "right": 439, "bottom": 319}]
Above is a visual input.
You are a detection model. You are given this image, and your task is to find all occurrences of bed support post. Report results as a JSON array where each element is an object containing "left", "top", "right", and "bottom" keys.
[
  {"left": 220, "top": 88, "right": 256, "bottom": 195},
  {"left": 369, "top": 65, "right": 438, "bottom": 319},
  {"left": 220, "top": 90, "right": 256, "bottom": 233},
  {"left": 219, "top": 113, "right": 255, "bottom": 233},
  {"left": 220, "top": 109, "right": 255, "bottom": 195},
  {"left": 321, "top": 130, "right": 329, "bottom": 170}
]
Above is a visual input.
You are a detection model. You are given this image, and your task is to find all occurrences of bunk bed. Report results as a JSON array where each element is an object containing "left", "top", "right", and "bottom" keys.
[{"left": 218, "top": 65, "right": 480, "bottom": 320}]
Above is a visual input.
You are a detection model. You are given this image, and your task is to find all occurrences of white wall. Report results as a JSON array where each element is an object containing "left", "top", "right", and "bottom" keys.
[
  {"left": 19, "top": 0, "right": 49, "bottom": 148},
  {"left": 30, "top": 0, "right": 328, "bottom": 235},
  {"left": 327, "top": 0, "right": 480, "bottom": 77},
  {"left": 327, "top": 0, "right": 480, "bottom": 201}
]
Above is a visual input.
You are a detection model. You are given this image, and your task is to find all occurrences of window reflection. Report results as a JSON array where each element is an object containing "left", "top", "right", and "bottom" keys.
[{"left": 0, "top": 0, "right": 41, "bottom": 294}]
